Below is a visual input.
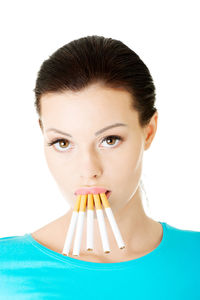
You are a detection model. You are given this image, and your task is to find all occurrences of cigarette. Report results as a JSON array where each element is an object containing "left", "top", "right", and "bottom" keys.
[
  {"left": 93, "top": 194, "right": 110, "bottom": 254},
  {"left": 62, "top": 195, "right": 81, "bottom": 256},
  {"left": 72, "top": 194, "right": 87, "bottom": 256},
  {"left": 86, "top": 194, "right": 94, "bottom": 251},
  {"left": 100, "top": 193, "right": 125, "bottom": 250}
]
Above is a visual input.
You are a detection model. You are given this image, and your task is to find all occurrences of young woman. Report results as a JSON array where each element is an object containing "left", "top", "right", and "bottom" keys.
[{"left": 0, "top": 35, "right": 199, "bottom": 299}]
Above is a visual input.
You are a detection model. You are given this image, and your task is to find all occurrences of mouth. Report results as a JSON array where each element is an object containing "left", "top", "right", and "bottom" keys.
[
  {"left": 75, "top": 187, "right": 111, "bottom": 195},
  {"left": 74, "top": 188, "right": 112, "bottom": 199}
]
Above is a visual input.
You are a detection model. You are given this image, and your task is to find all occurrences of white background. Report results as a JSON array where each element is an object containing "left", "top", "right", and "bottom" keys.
[{"left": 0, "top": 0, "right": 199, "bottom": 237}]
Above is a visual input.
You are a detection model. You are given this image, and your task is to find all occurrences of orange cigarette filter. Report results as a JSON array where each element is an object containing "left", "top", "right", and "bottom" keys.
[
  {"left": 87, "top": 194, "right": 94, "bottom": 210},
  {"left": 74, "top": 195, "right": 82, "bottom": 211}
]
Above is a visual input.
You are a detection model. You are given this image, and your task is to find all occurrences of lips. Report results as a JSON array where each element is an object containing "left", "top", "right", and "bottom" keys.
[{"left": 74, "top": 187, "right": 111, "bottom": 196}]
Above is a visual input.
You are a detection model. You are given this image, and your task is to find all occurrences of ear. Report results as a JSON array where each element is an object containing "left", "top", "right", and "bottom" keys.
[{"left": 143, "top": 111, "right": 158, "bottom": 151}]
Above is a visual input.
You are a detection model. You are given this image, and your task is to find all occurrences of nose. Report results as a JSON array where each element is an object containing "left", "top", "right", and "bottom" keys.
[{"left": 78, "top": 148, "right": 102, "bottom": 179}]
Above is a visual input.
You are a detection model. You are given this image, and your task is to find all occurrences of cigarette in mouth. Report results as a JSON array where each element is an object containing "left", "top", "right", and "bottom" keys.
[
  {"left": 72, "top": 194, "right": 87, "bottom": 256},
  {"left": 62, "top": 192, "right": 125, "bottom": 256},
  {"left": 100, "top": 193, "right": 125, "bottom": 250},
  {"left": 62, "top": 195, "right": 81, "bottom": 256},
  {"left": 86, "top": 193, "right": 94, "bottom": 251},
  {"left": 93, "top": 193, "right": 110, "bottom": 254}
]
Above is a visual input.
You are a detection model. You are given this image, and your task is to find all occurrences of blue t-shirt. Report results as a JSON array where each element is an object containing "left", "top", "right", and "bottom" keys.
[{"left": 0, "top": 221, "right": 200, "bottom": 299}]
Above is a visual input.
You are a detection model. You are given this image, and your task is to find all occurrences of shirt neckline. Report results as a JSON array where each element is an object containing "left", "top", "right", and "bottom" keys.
[{"left": 25, "top": 221, "right": 167, "bottom": 270}]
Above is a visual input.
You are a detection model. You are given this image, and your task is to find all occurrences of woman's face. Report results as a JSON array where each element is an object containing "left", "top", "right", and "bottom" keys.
[{"left": 39, "top": 83, "right": 151, "bottom": 213}]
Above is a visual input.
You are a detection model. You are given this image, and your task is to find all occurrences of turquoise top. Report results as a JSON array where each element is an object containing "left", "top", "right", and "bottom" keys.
[{"left": 0, "top": 222, "right": 200, "bottom": 299}]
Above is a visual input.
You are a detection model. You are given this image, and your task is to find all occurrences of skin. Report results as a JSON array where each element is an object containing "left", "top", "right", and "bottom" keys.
[{"left": 31, "top": 82, "right": 163, "bottom": 263}]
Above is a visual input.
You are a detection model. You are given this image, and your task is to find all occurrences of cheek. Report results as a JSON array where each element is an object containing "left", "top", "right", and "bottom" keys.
[
  {"left": 44, "top": 148, "right": 66, "bottom": 182},
  {"left": 44, "top": 149, "right": 76, "bottom": 197},
  {"left": 115, "top": 143, "right": 143, "bottom": 175},
  {"left": 130, "top": 138, "right": 144, "bottom": 167},
  {"left": 44, "top": 147, "right": 57, "bottom": 173}
]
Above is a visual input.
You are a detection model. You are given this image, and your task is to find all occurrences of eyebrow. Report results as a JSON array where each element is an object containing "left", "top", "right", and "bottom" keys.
[{"left": 46, "top": 123, "right": 127, "bottom": 137}]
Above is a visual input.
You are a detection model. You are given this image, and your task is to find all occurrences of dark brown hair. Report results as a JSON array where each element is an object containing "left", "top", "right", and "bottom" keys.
[{"left": 33, "top": 35, "right": 157, "bottom": 129}]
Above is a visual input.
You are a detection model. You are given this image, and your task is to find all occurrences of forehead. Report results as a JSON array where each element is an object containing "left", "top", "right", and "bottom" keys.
[
  {"left": 40, "top": 83, "right": 140, "bottom": 128},
  {"left": 41, "top": 84, "right": 133, "bottom": 111}
]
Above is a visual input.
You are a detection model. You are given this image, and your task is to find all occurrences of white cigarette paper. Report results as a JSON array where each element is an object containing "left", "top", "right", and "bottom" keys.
[
  {"left": 62, "top": 195, "right": 81, "bottom": 256},
  {"left": 100, "top": 193, "right": 125, "bottom": 249},
  {"left": 93, "top": 194, "right": 110, "bottom": 253},
  {"left": 72, "top": 195, "right": 87, "bottom": 256},
  {"left": 86, "top": 194, "right": 94, "bottom": 250}
]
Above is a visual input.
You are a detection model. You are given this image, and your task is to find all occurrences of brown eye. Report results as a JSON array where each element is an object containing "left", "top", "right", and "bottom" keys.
[
  {"left": 106, "top": 137, "right": 117, "bottom": 145},
  {"left": 47, "top": 135, "right": 123, "bottom": 152},
  {"left": 47, "top": 139, "right": 71, "bottom": 152},
  {"left": 58, "top": 140, "right": 69, "bottom": 148},
  {"left": 101, "top": 135, "right": 122, "bottom": 148}
]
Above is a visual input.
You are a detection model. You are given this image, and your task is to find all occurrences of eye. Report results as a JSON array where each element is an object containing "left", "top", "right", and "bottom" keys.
[
  {"left": 46, "top": 135, "right": 123, "bottom": 152},
  {"left": 101, "top": 135, "right": 122, "bottom": 148},
  {"left": 47, "top": 139, "right": 71, "bottom": 152}
]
